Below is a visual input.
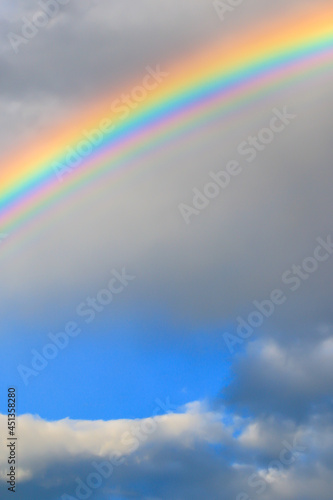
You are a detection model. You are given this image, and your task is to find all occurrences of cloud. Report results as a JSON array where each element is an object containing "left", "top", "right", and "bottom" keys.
[
  {"left": 0, "top": 1, "right": 332, "bottom": 347},
  {"left": 1, "top": 398, "right": 333, "bottom": 499},
  {"left": 221, "top": 335, "right": 333, "bottom": 420}
]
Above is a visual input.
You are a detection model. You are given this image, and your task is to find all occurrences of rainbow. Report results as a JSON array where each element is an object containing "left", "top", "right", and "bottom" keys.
[{"left": 1, "top": 7, "right": 333, "bottom": 252}]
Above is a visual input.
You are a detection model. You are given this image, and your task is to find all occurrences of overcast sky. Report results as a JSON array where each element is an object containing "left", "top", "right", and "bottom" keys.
[{"left": 0, "top": 0, "right": 332, "bottom": 499}]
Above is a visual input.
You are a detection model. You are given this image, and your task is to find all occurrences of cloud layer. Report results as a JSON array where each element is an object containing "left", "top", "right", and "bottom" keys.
[{"left": 1, "top": 390, "right": 333, "bottom": 499}]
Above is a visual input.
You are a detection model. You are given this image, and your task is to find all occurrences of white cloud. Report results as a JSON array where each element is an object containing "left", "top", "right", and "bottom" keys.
[
  {"left": 0, "top": 400, "right": 332, "bottom": 499},
  {"left": 0, "top": 402, "right": 226, "bottom": 482}
]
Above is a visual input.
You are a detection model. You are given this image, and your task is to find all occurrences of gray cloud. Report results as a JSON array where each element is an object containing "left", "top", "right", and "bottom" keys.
[{"left": 221, "top": 336, "right": 333, "bottom": 420}]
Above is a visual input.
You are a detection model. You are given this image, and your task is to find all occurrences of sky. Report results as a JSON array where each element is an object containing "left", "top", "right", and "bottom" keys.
[{"left": 0, "top": 0, "right": 333, "bottom": 499}]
